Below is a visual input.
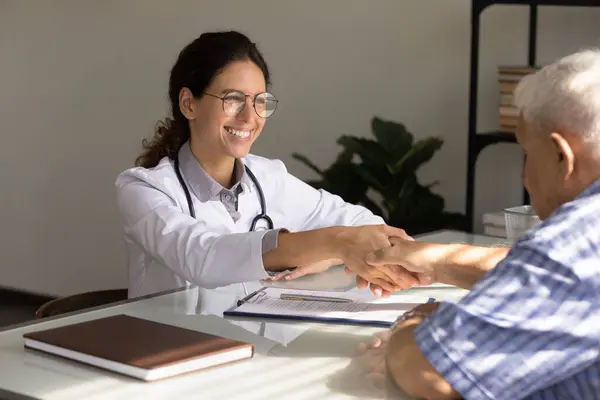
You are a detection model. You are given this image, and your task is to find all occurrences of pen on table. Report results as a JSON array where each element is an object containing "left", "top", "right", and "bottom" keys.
[
  {"left": 280, "top": 293, "right": 352, "bottom": 303},
  {"left": 236, "top": 287, "right": 267, "bottom": 306}
]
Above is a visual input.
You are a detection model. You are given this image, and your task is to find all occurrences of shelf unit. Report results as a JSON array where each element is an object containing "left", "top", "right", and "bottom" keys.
[{"left": 465, "top": 0, "right": 600, "bottom": 232}]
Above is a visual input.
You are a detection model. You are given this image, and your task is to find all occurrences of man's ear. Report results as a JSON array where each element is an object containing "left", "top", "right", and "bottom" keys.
[
  {"left": 550, "top": 132, "right": 574, "bottom": 180},
  {"left": 179, "top": 87, "right": 196, "bottom": 120}
]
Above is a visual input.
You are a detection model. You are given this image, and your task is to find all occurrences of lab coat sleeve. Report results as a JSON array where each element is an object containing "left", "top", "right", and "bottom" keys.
[
  {"left": 115, "top": 177, "right": 270, "bottom": 289},
  {"left": 275, "top": 161, "right": 386, "bottom": 232}
]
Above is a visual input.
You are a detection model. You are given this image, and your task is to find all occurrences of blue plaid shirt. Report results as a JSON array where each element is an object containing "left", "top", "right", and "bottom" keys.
[{"left": 414, "top": 179, "right": 600, "bottom": 399}]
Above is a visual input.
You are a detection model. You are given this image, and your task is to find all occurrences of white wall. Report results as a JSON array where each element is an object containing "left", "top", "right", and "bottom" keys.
[{"left": 1, "top": 0, "right": 599, "bottom": 297}]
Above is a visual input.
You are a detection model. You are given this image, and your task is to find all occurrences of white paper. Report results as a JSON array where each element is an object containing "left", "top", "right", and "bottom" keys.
[{"left": 232, "top": 288, "right": 433, "bottom": 324}]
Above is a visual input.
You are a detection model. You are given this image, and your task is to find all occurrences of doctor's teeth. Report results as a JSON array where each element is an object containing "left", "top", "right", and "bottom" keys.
[{"left": 225, "top": 127, "right": 250, "bottom": 138}]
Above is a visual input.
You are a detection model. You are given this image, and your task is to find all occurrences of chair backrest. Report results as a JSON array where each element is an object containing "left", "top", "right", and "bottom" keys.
[{"left": 35, "top": 289, "right": 128, "bottom": 319}]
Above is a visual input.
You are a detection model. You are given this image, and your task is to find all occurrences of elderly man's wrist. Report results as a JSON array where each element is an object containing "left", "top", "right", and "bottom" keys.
[{"left": 391, "top": 309, "right": 428, "bottom": 332}]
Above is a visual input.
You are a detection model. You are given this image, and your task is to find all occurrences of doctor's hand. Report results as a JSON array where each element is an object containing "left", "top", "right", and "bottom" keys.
[
  {"left": 267, "top": 258, "right": 343, "bottom": 281},
  {"left": 337, "top": 225, "right": 420, "bottom": 295}
]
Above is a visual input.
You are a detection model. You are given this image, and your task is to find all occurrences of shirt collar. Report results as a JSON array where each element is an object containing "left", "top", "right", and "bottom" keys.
[
  {"left": 177, "top": 141, "right": 252, "bottom": 202},
  {"left": 577, "top": 176, "right": 600, "bottom": 199}
]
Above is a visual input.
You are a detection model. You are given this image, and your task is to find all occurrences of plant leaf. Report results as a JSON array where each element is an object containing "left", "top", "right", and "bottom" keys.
[
  {"left": 335, "top": 147, "right": 355, "bottom": 164},
  {"left": 389, "top": 175, "right": 417, "bottom": 216},
  {"left": 293, "top": 118, "right": 467, "bottom": 236},
  {"left": 292, "top": 153, "right": 324, "bottom": 176},
  {"left": 337, "top": 135, "right": 392, "bottom": 165},
  {"left": 322, "top": 163, "right": 369, "bottom": 204},
  {"left": 355, "top": 164, "right": 385, "bottom": 192},
  {"left": 371, "top": 116, "right": 413, "bottom": 156},
  {"left": 390, "top": 137, "right": 443, "bottom": 177},
  {"left": 337, "top": 135, "right": 394, "bottom": 186},
  {"left": 359, "top": 196, "right": 386, "bottom": 219},
  {"left": 425, "top": 180, "right": 440, "bottom": 189}
]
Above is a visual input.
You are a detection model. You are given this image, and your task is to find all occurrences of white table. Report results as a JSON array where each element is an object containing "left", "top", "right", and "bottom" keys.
[{"left": 0, "top": 230, "right": 508, "bottom": 400}]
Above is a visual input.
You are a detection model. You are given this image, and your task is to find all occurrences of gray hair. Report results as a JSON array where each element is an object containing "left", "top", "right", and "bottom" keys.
[{"left": 514, "top": 48, "right": 600, "bottom": 142}]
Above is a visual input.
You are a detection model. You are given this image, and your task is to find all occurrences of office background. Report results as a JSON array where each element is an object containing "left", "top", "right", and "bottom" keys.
[{"left": 1, "top": 0, "right": 599, "bottom": 299}]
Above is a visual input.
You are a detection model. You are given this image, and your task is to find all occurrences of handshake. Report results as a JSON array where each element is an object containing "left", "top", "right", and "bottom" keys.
[
  {"left": 337, "top": 224, "right": 435, "bottom": 297},
  {"left": 270, "top": 224, "right": 436, "bottom": 297}
]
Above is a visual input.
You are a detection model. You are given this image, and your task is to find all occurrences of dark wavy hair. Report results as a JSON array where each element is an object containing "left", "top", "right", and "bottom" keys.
[{"left": 135, "top": 31, "right": 271, "bottom": 168}]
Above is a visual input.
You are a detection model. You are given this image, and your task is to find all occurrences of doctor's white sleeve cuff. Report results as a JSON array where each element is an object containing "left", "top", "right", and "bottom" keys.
[{"left": 261, "top": 228, "right": 289, "bottom": 253}]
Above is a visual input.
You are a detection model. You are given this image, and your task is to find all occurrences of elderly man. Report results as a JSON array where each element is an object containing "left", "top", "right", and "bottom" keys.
[{"left": 359, "top": 49, "right": 600, "bottom": 399}]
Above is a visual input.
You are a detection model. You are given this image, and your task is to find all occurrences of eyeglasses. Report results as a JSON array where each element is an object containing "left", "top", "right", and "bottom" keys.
[{"left": 203, "top": 90, "right": 278, "bottom": 118}]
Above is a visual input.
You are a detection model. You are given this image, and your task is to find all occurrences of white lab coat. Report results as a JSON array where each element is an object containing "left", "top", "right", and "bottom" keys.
[{"left": 115, "top": 152, "right": 384, "bottom": 298}]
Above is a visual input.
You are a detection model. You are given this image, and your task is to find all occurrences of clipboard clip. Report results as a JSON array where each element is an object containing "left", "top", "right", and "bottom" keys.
[{"left": 236, "top": 286, "right": 267, "bottom": 306}]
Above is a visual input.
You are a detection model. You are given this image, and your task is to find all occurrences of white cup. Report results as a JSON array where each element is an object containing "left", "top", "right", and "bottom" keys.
[{"left": 504, "top": 205, "right": 541, "bottom": 241}]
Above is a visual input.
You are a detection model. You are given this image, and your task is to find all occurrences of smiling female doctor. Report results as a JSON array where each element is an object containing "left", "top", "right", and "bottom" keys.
[{"left": 115, "top": 31, "right": 416, "bottom": 299}]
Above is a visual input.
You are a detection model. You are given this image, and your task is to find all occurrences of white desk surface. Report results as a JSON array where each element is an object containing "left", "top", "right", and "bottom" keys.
[{"left": 0, "top": 230, "right": 508, "bottom": 400}]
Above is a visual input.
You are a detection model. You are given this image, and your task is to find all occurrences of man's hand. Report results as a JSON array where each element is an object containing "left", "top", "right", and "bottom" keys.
[
  {"left": 337, "top": 225, "right": 420, "bottom": 294},
  {"left": 355, "top": 302, "right": 440, "bottom": 357},
  {"left": 345, "top": 235, "right": 434, "bottom": 297},
  {"left": 350, "top": 303, "right": 444, "bottom": 395},
  {"left": 353, "top": 275, "right": 418, "bottom": 298},
  {"left": 266, "top": 258, "right": 343, "bottom": 281},
  {"left": 356, "top": 329, "right": 392, "bottom": 355},
  {"left": 353, "top": 329, "right": 392, "bottom": 390},
  {"left": 366, "top": 236, "right": 436, "bottom": 286}
]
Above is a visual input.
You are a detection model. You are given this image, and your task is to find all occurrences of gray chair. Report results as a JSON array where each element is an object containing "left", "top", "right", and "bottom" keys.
[{"left": 35, "top": 289, "right": 128, "bottom": 319}]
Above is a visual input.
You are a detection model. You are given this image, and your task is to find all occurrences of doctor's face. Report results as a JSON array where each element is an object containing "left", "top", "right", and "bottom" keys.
[{"left": 187, "top": 60, "right": 268, "bottom": 160}]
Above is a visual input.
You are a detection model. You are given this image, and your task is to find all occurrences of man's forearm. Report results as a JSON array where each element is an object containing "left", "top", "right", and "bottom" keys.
[
  {"left": 431, "top": 243, "right": 508, "bottom": 289},
  {"left": 262, "top": 228, "right": 343, "bottom": 271},
  {"left": 406, "top": 242, "right": 509, "bottom": 289}
]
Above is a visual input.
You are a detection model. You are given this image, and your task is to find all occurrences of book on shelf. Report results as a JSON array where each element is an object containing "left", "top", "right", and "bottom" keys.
[
  {"left": 23, "top": 314, "right": 254, "bottom": 381},
  {"left": 499, "top": 115, "right": 518, "bottom": 131},
  {"left": 499, "top": 125, "right": 517, "bottom": 134},
  {"left": 499, "top": 81, "right": 519, "bottom": 93},
  {"left": 497, "top": 65, "right": 539, "bottom": 134},
  {"left": 482, "top": 210, "right": 505, "bottom": 227},
  {"left": 483, "top": 225, "right": 507, "bottom": 238},
  {"left": 500, "top": 93, "right": 514, "bottom": 106},
  {"left": 498, "top": 66, "right": 538, "bottom": 80},
  {"left": 482, "top": 211, "right": 507, "bottom": 238},
  {"left": 499, "top": 106, "right": 518, "bottom": 117}
]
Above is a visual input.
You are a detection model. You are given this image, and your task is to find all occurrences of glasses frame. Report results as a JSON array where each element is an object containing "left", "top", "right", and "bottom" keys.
[{"left": 203, "top": 90, "right": 278, "bottom": 118}]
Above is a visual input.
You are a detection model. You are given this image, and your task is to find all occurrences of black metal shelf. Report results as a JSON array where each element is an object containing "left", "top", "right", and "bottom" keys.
[
  {"left": 472, "top": 132, "right": 517, "bottom": 155},
  {"left": 475, "top": 0, "right": 600, "bottom": 14},
  {"left": 465, "top": 0, "right": 600, "bottom": 232}
]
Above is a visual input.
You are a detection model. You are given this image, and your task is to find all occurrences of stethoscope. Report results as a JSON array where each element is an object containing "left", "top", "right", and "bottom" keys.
[
  {"left": 174, "top": 155, "right": 273, "bottom": 231},
  {"left": 173, "top": 154, "right": 274, "bottom": 295}
]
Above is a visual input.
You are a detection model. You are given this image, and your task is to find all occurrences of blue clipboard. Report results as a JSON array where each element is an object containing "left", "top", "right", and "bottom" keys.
[{"left": 223, "top": 287, "right": 436, "bottom": 328}]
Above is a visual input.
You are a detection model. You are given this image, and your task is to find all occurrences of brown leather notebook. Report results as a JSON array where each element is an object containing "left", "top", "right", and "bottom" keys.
[{"left": 23, "top": 314, "right": 254, "bottom": 381}]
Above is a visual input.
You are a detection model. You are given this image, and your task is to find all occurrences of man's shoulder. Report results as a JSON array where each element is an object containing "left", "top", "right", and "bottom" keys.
[
  {"left": 499, "top": 187, "right": 600, "bottom": 287},
  {"left": 522, "top": 186, "right": 600, "bottom": 254}
]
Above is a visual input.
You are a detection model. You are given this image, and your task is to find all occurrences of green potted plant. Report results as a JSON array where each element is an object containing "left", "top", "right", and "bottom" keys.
[{"left": 292, "top": 117, "right": 468, "bottom": 235}]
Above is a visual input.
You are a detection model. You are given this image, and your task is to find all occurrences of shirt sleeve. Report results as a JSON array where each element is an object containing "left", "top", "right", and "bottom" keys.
[
  {"left": 413, "top": 244, "right": 600, "bottom": 400},
  {"left": 261, "top": 228, "right": 286, "bottom": 253},
  {"left": 116, "top": 175, "right": 271, "bottom": 289}
]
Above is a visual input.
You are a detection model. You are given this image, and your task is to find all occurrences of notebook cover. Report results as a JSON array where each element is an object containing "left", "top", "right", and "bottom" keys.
[{"left": 23, "top": 314, "right": 253, "bottom": 371}]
